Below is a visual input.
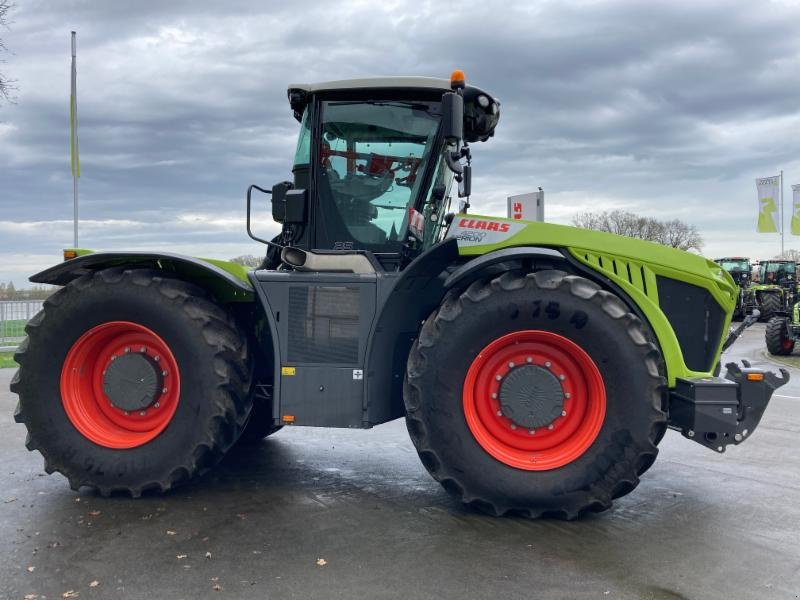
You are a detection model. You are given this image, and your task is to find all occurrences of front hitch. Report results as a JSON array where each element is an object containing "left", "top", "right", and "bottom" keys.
[{"left": 668, "top": 359, "right": 789, "bottom": 453}]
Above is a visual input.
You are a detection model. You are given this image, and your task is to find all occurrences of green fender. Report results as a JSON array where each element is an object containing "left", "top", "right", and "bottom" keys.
[{"left": 30, "top": 250, "right": 254, "bottom": 303}]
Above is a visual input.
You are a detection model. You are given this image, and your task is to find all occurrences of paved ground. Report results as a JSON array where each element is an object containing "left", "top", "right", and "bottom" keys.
[{"left": 1, "top": 324, "right": 799, "bottom": 600}]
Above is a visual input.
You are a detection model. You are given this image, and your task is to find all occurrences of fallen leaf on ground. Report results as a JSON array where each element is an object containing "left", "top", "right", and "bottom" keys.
[
  {"left": 4, "top": 497, "right": 17, "bottom": 503},
  {"left": 176, "top": 554, "right": 188, "bottom": 560},
  {"left": 166, "top": 530, "right": 176, "bottom": 536},
  {"left": 88, "top": 510, "right": 101, "bottom": 516},
  {"left": 316, "top": 558, "right": 327, "bottom": 567},
  {"left": 212, "top": 584, "right": 223, "bottom": 591},
  {"left": 89, "top": 580, "right": 99, "bottom": 588},
  {"left": 62, "top": 591, "right": 79, "bottom": 598},
  {"left": 211, "top": 577, "right": 219, "bottom": 582},
  {"left": 205, "top": 551, "right": 212, "bottom": 559},
  {"left": 26, "top": 566, "right": 35, "bottom": 572},
  {"left": 24, "top": 594, "right": 38, "bottom": 599}
]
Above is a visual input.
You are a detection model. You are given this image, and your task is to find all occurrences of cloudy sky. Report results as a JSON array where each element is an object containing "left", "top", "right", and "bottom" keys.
[{"left": 1, "top": 0, "right": 800, "bottom": 286}]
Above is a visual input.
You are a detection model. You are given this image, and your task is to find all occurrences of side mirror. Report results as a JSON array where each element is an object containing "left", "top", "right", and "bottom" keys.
[
  {"left": 458, "top": 164, "right": 471, "bottom": 198},
  {"left": 441, "top": 92, "right": 463, "bottom": 144},
  {"left": 271, "top": 181, "right": 293, "bottom": 223}
]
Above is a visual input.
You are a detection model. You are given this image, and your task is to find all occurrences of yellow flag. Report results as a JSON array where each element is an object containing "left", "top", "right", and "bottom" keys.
[
  {"left": 756, "top": 176, "right": 779, "bottom": 233},
  {"left": 792, "top": 184, "right": 800, "bottom": 235}
]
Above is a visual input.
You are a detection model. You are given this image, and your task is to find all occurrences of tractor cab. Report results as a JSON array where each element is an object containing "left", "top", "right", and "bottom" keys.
[
  {"left": 714, "top": 257, "right": 751, "bottom": 287},
  {"left": 756, "top": 260, "right": 797, "bottom": 286},
  {"left": 251, "top": 74, "right": 500, "bottom": 270}
]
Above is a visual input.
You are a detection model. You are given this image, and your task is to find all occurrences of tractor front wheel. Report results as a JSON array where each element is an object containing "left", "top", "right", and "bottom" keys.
[
  {"left": 759, "top": 293, "right": 781, "bottom": 321},
  {"left": 11, "top": 268, "right": 252, "bottom": 496},
  {"left": 404, "top": 270, "right": 667, "bottom": 519},
  {"left": 765, "top": 317, "right": 795, "bottom": 356}
]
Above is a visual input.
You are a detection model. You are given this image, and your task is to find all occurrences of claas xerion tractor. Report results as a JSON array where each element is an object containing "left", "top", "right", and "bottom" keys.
[
  {"left": 747, "top": 259, "right": 799, "bottom": 321},
  {"left": 713, "top": 257, "right": 753, "bottom": 320},
  {"left": 10, "top": 72, "right": 788, "bottom": 518}
]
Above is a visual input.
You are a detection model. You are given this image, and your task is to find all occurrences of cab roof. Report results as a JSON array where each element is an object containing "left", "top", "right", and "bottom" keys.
[{"left": 288, "top": 76, "right": 455, "bottom": 94}]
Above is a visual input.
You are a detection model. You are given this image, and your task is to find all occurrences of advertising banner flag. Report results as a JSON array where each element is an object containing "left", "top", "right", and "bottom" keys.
[
  {"left": 756, "top": 175, "right": 780, "bottom": 233},
  {"left": 792, "top": 184, "right": 800, "bottom": 235}
]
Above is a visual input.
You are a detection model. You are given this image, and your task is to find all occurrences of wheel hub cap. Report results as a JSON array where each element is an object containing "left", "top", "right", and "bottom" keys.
[
  {"left": 103, "top": 353, "right": 162, "bottom": 412},
  {"left": 498, "top": 365, "right": 564, "bottom": 429}
]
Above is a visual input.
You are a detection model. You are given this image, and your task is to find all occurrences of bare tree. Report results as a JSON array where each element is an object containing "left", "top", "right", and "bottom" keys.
[
  {"left": 775, "top": 249, "right": 800, "bottom": 261},
  {"left": 0, "top": 1, "right": 15, "bottom": 102},
  {"left": 572, "top": 209, "right": 704, "bottom": 251},
  {"left": 230, "top": 254, "right": 263, "bottom": 267}
]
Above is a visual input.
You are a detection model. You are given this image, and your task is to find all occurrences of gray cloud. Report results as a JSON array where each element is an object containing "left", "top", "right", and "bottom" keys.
[{"left": 2, "top": 0, "right": 800, "bottom": 285}]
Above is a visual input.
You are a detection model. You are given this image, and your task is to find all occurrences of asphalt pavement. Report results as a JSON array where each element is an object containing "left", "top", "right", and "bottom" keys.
[{"left": 1, "top": 324, "right": 799, "bottom": 600}]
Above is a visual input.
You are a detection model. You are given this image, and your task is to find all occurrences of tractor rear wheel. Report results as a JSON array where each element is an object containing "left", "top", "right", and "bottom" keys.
[
  {"left": 760, "top": 293, "right": 781, "bottom": 321},
  {"left": 765, "top": 317, "right": 794, "bottom": 355},
  {"left": 404, "top": 270, "right": 667, "bottom": 519},
  {"left": 11, "top": 268, "right": 252, "bottom": 496}
]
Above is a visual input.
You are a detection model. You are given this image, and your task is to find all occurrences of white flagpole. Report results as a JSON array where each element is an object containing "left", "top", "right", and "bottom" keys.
[{"left": 71, "top": 31, "right": 79, "bottom": 248}]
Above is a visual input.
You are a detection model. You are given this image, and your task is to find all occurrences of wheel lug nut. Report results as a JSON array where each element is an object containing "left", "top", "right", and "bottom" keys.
[
  {"left": 124, "top": 347, "right": 130, "bottom": 353},
  {"left": 139, "top": 411, "right": 146, "bottom": 416},
  {"left": 561, "top": 410, "right": 567, "bottom": 417},
  {"left": 565, "top": 393, "right": 571, "bottom": 399},
  {"left": 495, "top": 375, "right": 502, "bottom": 381},
  {"left": 526, "top": 357, "right": 532, "bottom": 363},
  {"left": 544, "top": 361, "right": 552, "bottom": 368},
  {"left": 508, "top": 362, "right": 515, "bottom": 368},
  {"left": 496, "top": 410, "right": 503, "bottom": 417},
  {"left": 124, "top": 411, "right": 129, "bottom": 416},
  {"left": 491, "top": 393, "right": 497, "bottom": 399},
  {"left": 140, "top": 347, "right": 146, "bottom": 353},
  {"left": 154, "top": 402, "right": 160, "bottom": 408},
  {"left": 110, "top": 355, "right": 117, "bottom": 361},
  {"left": 510, "top": 424, "right": 517, "bottom": 430},
  {"left": 558, "top": 374, "right": 566, "bottom": 381},
  {"left": 162, "top": 387, "right": 168, "bottom": 393},
  {"left": 528, "top": 429, "right": 536, "bottom": 435},
  {"left": 547, "top": 424, "right": 554, "bottom": 430},
  {"left": 154, "top": 356, "right": 160, "bottom": 362}
]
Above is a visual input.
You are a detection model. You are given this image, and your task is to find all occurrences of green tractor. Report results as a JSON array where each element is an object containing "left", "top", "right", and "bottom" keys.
[
  {"left": 747, "top": 259, "right": 799, "bottom": 321},
  {"left": 10, "top": 73, "right": 787, "bottom": 518},
  {"left": 713, "top": 256, "right": 753, "bottom": 320}
]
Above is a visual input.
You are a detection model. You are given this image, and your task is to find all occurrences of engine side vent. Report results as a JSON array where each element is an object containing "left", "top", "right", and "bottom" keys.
[{"left": 288, "top": 285, "right": 360, "bottom": 364}]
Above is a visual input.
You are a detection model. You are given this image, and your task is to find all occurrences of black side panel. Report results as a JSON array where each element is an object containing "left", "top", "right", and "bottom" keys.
[
  {"left": 656, "top": 276, "right": 725, "bottom": 372},
  {"left": 364, "top": 239, "right": 460, "bottom": 425}
]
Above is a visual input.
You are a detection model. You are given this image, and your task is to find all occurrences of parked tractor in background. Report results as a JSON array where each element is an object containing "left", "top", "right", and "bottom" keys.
[
  {"left": 714, "top": 257, "right": 753, "bottom": 320},
  {"left": 747, "top": 259, "right": 799, "bottom": 321},
  {"left": 9, "top": 72, "right": 788, "bottom": 519}
]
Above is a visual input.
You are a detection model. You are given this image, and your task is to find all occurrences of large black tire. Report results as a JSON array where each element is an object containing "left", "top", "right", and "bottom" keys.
[
  {"left": 404, "top": 270, "right": 667, "bottom": 519},
  {"left": 759, "top": 293, "right": 781, "bottom": 321},
  {"left": 11, "top": 268, "right": 252, "bottom": 496},
  {"left": 765, "top": 316, "right": 795, "bottom": 355}
]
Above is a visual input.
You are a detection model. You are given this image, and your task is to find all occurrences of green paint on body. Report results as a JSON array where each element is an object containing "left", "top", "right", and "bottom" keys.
[{"left": 454, "top": 214, "right": 737, "bottom": 385}]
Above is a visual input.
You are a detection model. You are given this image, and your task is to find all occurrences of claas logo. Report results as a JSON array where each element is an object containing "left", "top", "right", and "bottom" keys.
[{"left": 459, "top": 218, "right": 511, "bottom": 232}]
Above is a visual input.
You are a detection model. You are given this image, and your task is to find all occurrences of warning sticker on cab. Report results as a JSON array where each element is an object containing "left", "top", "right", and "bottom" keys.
[{"left": 281, "top": 366, "right": 296, "bottom": 376}]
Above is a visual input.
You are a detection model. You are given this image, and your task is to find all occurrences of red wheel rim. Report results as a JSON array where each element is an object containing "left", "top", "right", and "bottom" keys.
[
  {"left": 463, "top": 330, "right": 606, "bottom": 470},
  {"left": 783, "top": 338, "right": 794, "bottom": 350},
  {"left": 60, "top": 321, "right": 181, "bottom": 449}
]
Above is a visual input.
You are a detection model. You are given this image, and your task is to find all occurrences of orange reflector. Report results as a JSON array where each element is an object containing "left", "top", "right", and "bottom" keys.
[
  {"left": 64, "top": 249, "right": 78, "bottom": 261},
  {"left": 746, "top": 373, "right": 764, "bottom": 381},
  {"left": 450, "top": 69, "right": 466, "bottom": 89},
  {"left": 282, "top": 415, "right": 296, "bottom": 423}
]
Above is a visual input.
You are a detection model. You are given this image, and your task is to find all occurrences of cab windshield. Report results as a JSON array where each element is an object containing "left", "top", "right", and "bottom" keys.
[
  {"left": 760, "top": 261, "right": 796, "bottom": 283},
  {"left": 717, "top": 259, "right": 750, "bottom": 272},
  {"left": 316, "top": 99, "right": 440, "bottom": 252}
]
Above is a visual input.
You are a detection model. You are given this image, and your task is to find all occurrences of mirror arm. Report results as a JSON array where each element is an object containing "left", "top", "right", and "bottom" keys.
[{"left": 246, "top": 184, "right": 284, "bottom": 250}]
